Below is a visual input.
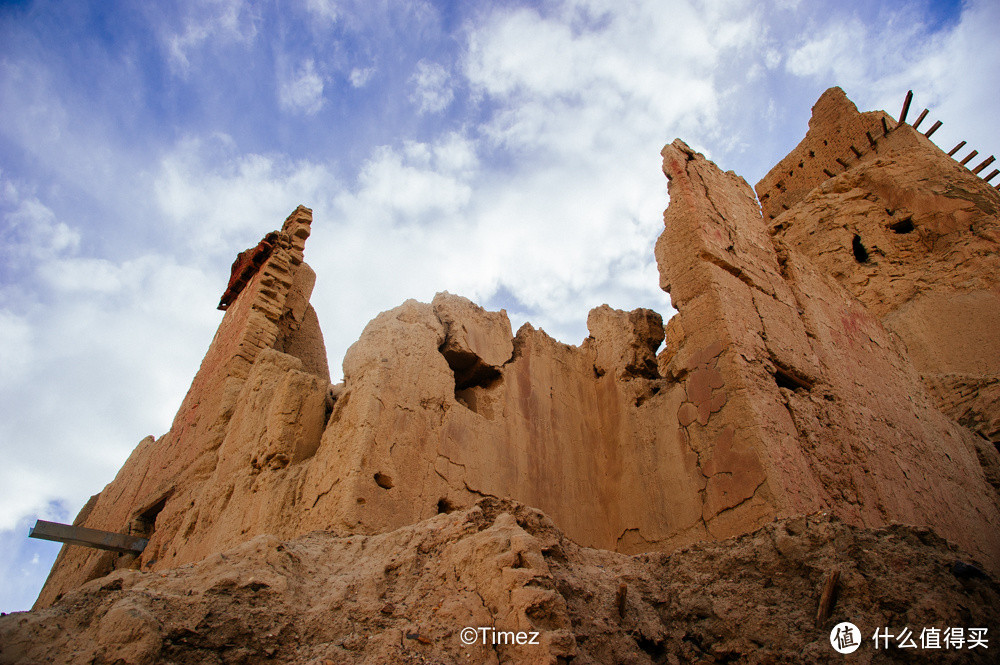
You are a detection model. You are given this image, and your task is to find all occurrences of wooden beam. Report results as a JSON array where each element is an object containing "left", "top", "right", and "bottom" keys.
[
  {"left": 29, "top": 520, "right": 148, "bottom": 554},
  {"left": 912, "top": 108, "right": 929, "bottom": 130},
  {"left": 948, "top": 141, "right": 966, "bottom": 157},
  {"left": 866, "top": 131, "right": 878, "bottom": 148},
  {"left": 898, "top": 90, "right": 913, "bottom": 125},
  {"left": 971, "top": 156, "right": 995, "bottom": 175},
  {"left": 924, "top": 120, "right": 942, "bottom": 138},
  {"left": 960, "top": 150, "right": 979, "bottom": 166},
  {"left": 984, "top": 169, "right": 999, "bottom": 183}
]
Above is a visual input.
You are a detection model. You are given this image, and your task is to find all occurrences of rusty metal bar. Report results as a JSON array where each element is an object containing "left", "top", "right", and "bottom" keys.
[
  {"left": 984, "top": 169, "right": 999, "bottom": 183},
  {"left": 866, "top": 131, "right": 878, "bottom": 148},
  {"left": 850, "top": 145, "right": 863, "bottom": 158},
  {"left": 948, "top": 141, "right": 967, "bottom": 156},
  {"left": 924, "top": 120, "right": 942, "bottom": 138},
  {"left": 912, "top": 109, "right": 929, "bottom": 130},
  {"left": 972, "top": 156, "right": 995, "bottom": 174},
  {"left": 960, "top": 150, "right": 979, "bottom": 166},
  {"left": 898, "top": 90, "right": 913, "bottom": 125},
  {"left": 29, "top": 519, "right": 148, "bottom": 554}
]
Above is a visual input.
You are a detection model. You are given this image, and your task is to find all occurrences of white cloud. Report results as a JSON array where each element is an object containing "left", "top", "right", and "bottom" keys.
[
  {"left": 304, "top": 0, "right": 339, "bottom": 24},
  {"left": 349, "top": 66, "right": 375, "bottom": 87},
  {"left": 410, "top": 60, "right": 454, "bottom": 114},
  {"left": 786, "top": 16, "right": 869, "bottom": 81},
  {"left": 154, "top": 134, "right": 339, "bottom": 251},
  {"left": 279, "top": 59, "right": 326, "bottom": 115}
]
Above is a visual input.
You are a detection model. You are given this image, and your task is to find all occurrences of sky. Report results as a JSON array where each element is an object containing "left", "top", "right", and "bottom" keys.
[{"left": 1, "top": 0, "right": 996, "bottom": 612}]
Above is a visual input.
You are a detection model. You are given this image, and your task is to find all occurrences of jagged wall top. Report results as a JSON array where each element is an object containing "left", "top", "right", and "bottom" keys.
[{"left": 756, "top": 87, "right": 893, "bottom": 220}]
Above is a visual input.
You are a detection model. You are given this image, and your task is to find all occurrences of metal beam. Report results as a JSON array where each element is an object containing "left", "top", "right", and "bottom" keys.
[{"left": 29, "top": 520, "right": 148, "bottom": 554}]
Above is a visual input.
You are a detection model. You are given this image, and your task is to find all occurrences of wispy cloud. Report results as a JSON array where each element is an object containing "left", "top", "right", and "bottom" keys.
[
  {"left": 165, "top": 0, "right": 260, "bottom": 75},
  {"left": 279, "top": 59, "right": 326, "bottom": 115},
  {"left": 410, "top": 60, "right": 454, "bottom": 114}
]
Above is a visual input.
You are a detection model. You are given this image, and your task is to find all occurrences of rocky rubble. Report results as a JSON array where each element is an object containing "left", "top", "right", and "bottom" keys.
[{"left": 2, "top": 498, "right": 997, "bottom": 664}]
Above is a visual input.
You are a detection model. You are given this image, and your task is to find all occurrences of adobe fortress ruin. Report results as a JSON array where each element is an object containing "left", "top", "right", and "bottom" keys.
[{"left": 28, "top": 87, "right": 1000, "bottom": 612}]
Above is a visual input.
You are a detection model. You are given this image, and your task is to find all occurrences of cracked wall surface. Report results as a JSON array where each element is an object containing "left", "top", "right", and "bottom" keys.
[
  {"left": 760, "top": 90, "right": 1000, "bottom": 455},
  {"left": 655, "top": 100, "right": 1000, "bottom": 573},
  {"left": 34, "top": 89, "right": 1000, "bottom": 611}
]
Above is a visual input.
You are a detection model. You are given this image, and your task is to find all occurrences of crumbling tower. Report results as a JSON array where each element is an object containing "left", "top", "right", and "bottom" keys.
[{"left": 35, "top": 206, "right": 331, "bottom": 607}]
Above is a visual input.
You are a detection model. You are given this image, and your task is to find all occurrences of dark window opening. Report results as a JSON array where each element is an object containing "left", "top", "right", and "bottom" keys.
[
  {"left": 852, "top": 234, "right": 869, "bottom": 263},
  {"left": 441, "top": 346, "right": 503, "bottom": 415},
  {"left": 133, "top": 495, "right": 170, "bottom": 538},
  {"left": 889, "top": 217, "right": 914, "bottom": 234}
]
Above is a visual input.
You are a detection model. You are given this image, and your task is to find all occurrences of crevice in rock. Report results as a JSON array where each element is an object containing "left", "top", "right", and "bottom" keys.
[
  {"left": 773, "top": 364, "right": 813, "bottom": 392},
  {"left": 851, "top": 234, "right": 869, "bottom": 263},
  {"left": 373, "top": 473, "right": 394, "bottom": 490},
  {"left": 699, "top": 250, "right": 770, "bottom": 297}
]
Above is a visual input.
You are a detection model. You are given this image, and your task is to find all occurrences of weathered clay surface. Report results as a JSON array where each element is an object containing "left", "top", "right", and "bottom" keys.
[
  {"left": 660, "top": 134, "right": 1000, "bottom": 572},
  {"left": 33, "top": 206, "right": 332, "bottom": 608},
  {"left": 3, "top": 499, "right": 997, "bottom": 664},
  {"left": 761, "top": 95, "right": 1000, "bottom": 451}
]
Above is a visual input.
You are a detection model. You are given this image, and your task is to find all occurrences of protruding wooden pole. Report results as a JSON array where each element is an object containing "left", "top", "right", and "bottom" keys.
[
  {"left": 984, "top": 169, "right": 999, "bottom": 183},
  {"left": 960, "top": 150, "right": 979, "bottom": 166},
  {"left": 948, "top": 141, "right": 967, "bottom": 156},
  {"left": 29, "top": 520, "right": 148, "bottom": 554},
  {"left": 972, "top": 156, "right": 995, "bottom": 175},
  {"left": 912, "top": 109, "right": 929, "bottom": 130},
  {"left": 836, "top": 157, "right": 850, "bottom": 168},
  {"left": 816, "top": 569, "right": 841, "bottom": 626},
  {"left": 924, "top": 120, "right": 942, "bottom": 138},
  {"left": 850, "top": 145, "right": 862, "bottom": 158},
  {"left": 881, "top": 117, "right": 891, "bottom": 135},
  {"left": 866, "top": 131, "right": 878, "bottom": 148},
  {"left": 898, "top": 90, "right": 913, "bottom": 125}
]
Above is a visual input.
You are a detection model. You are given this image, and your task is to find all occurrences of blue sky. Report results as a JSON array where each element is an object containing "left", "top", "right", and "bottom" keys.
[{"left": 1, "top": 0, "right": 996, "bottom": 612}]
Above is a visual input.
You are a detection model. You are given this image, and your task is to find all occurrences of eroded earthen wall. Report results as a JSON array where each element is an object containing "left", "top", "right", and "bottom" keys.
[
  {"left": 35, "top": 89, "right": 1000, "bottom": 610},
  {"left": 760, "top": 89, "right": 1000, "bottom": 465},
  {"left": 35, "top": 206, "right": 330, "bottom": 608},
  {"left": 756, "top": 87, "right": 893, "bottom": 221},
  {"left": 658, "top": 137, "right": 1000, "bottom": 572}
]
